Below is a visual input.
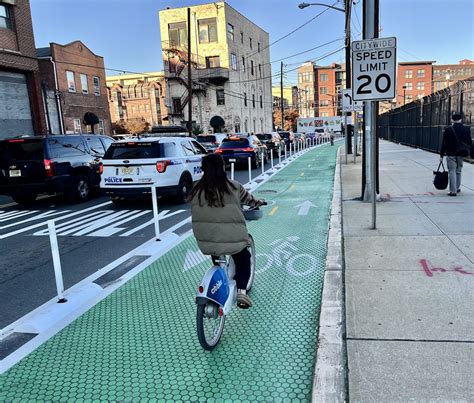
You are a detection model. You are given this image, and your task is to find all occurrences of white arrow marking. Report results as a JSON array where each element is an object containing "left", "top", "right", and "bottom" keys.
[
  {"left": 295, "top": 200, "right": 316, "bottom": 216},
  {"left": 183, "top": 249, "right": 208, "bottom": 272}
]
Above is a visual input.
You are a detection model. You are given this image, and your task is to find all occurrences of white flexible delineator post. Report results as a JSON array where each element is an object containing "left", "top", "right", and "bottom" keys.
[
  {"left": 248, "top": 156, "right": 252, "bottom": 183},
  {"left": 230, "top": 162, "right": 235, "bottom": 180},
  {"left": 47, "top": 220, "right": 67, "bottom": 303},
  {"left": 151, "top": 183, "right": 160, "bottom": 241}
]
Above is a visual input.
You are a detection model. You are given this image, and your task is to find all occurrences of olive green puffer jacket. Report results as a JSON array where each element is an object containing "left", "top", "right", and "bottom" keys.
[{"left": 191, "top": 179, "right": 259, "bottom": 256}]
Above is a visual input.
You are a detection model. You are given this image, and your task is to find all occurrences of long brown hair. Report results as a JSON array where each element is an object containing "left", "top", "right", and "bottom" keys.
[{"left": 187, "top": 153, "right": 236, "bottom": 207}]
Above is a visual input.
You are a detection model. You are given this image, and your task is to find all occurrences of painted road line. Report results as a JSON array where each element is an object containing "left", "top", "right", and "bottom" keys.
[
  {"left": 300, "top": 172, "right": 305, "bottom": 177},
  {"left": 0, "top": 210, "right": 71, "bottom": 230},
  {"left": 269, "top": 206, "right": 279, "bottom": 216},
  {"left": 289, "top": 184, "right": 296, "bottom": 192},
  {"left": 120, "top": 209, "right": 187, "bottom": 236},
  {"left": 0, "top": 201, "right": 112, "bottom": 239},
  {"left": 0, "top": 210, "right": 39, "bottom": 222}
]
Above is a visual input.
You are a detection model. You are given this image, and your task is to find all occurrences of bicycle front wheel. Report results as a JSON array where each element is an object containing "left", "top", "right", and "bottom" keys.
[
  {"left": 196, "top": 302, "right": 225, "bottom": 351},
  {"left": 246, "top": 234, "right": 256, "bottom": 291}
]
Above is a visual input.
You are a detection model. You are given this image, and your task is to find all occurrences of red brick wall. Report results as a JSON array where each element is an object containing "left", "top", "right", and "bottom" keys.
[
  {"left": 397, "top": 63, "right": 433, "bottom": 105},
  {"left": 0, "top": 0, "right": 47, "bottom": 133},
  {"left": 315, "top": 68, "right": 338, "bottom": 116},
  {"left": 47, "top": 41, "right": 113, "bottom": 134}
]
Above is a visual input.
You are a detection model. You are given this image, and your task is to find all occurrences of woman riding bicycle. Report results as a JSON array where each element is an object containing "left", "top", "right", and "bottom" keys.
[{"left": 188, "top": 153, "right": 265, "bottom": 309}]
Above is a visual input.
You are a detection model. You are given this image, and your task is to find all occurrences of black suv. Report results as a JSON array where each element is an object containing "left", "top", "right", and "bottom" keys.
[{"left": 0, "top": 134, "right": 114, "bottom": 204}]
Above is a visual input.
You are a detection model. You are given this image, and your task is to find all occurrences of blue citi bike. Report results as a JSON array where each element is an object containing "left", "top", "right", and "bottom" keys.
[{"left": 195, "top": 205, "right": 265, "bottom": 350}]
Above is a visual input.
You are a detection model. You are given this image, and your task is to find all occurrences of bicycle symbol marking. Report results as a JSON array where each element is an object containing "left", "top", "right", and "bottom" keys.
[{"left": 256, "top": 236, "right": 319, "bottom": 277}]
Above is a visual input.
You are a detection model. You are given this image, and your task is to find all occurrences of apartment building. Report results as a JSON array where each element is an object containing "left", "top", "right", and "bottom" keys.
[
  {"left": 433, "top": 59, "right": 473, "bottom": 92},
  {"left": 0, "top": 0, "right": 46, "bottom": 137},
  {"left": 159, "top": 1, "right": 272, "bottom": 133},
  {"left": 37, "top": 41, "right": 112, "bottom": 134},
  {"left": 106, "top": 72, "right": 168, "bottom": 128},
  {"left": 271, "top": 85, "right": 294, "bottom": 108},
  {"left": 396, "top": 61, "right": 434, "bottom": 106},
  {"left": 296, "top": 62, "right": 345, "bottom": 117}
]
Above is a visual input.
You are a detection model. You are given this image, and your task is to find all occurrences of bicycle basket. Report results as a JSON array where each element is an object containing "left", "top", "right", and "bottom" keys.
[{"left": 243, "top": 208, "right": 263, "bottom": 221}]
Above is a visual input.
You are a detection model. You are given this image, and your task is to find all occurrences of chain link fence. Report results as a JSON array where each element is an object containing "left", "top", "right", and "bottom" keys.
[{"left": 378, "top": 78, "right": 474, "bottom": 153}]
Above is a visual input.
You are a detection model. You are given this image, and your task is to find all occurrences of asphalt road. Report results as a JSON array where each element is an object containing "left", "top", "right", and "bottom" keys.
[{"left": 0, "top": 158, "right": 281, "bottom": 328}]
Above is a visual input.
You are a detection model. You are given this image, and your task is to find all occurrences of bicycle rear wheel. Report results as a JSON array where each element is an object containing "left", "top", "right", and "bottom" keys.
[
  {"left": 246, "top": 234, "right": 256, "bottom": 291},
  {"left": 196, "top": 302, "right": 225, "bottom": 351}
]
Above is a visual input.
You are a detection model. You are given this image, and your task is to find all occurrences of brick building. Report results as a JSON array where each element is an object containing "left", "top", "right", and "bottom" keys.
[
  {"left": 0, "top": 0, "right": 46, "bottom": 138},
  {"left": 37, "top": 41, "right": 112, "bottom": 134},
  {"left": 106, "top": 72, "right": 168, "bottom": 129},
  {"left": 396, "top": 61, "right": 434, "bottom": 106},
  {"left": 296, "top": 61, "right": 345, "bottom": 117},
  {"left": 159, "top": 1, "right": 273, "bottom": 133},
  {"left": 433, "top": 59, "right": 473, "bottom": 92}
]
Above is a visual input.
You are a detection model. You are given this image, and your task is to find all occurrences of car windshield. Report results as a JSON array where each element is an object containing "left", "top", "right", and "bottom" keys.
[
  {"left": 256, "top": 134, "right": 272, "bottom": 141},
  {"left": 0, "top": 138, "right": 44, "bottom": 162},
  {"left": 196, "top": 135, "right": 216, "bottom": 143},
  {"left": 220, "top": 138, "right": 250, "bottom": 148},
  {"left": 104, "top": 142, "right": 175, "bottom": 159},
  {"left": 279, "top": 132, "right": 290, "bottom": 139}
]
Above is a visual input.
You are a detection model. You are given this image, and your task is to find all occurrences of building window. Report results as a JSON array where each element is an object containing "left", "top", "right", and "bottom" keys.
[
  {"left": 320, "top": 73, "right": 328, "bottom": 82},
  {"left": 252, "top": 94, "right": 255, "bottom": 108},
  {"left": 404, "top": 70, "right": 413, "bottom": 78},
  {"left": 227, "top": 23, "right": 234, "bottom": 41},
  {"left": 231, "top": 53, "right": 238, "bottom": 71},
  {"left": 93, "top": 76, "right": 100, "bottom": 96},
  {"left": 198, "top": 18, "right": 217, "bottom": 43},
  {"left": 259, "top": 64, "right": 262, "bottom": 78},
  {"left": 321, "top": 112, "right": 329, "bottom": 117},
  {"left": 98, "top": 120, "right": 105, "bottom": 134},
  {"left": 0, "top": 4, "right": 12, "bottom": 29},
  {"left": 73, "top": 119, "right": 81, "bottom": 133},
  {"left": 66, "top": 71, "right": 76, "bottom": 92},
  {"left": 205, "top": 56, "right": 220, "bottom": 68},
  {"left": 249, "top": 37, "right": 252, "bottom": 49},
  {"left": 406, "top": 95, "right": 413, "bottom": 102},
  {"left": 320, "top": 100, "right": 329, "bottom": 106},
  {"left": 240, "top": 31, "right": 244, "bottom": 44},
  {"left": 320, "top": 87, "right": 328, "bottom": 94},
  {"left": 258, "top": 42, "right": 260, "bottom": 52},
  {"left": 251, "top": 60, "right": 254, "bottom": 76},
  {"left": 242, "top": 56, "right": 246, "bottom": 72},
  {"left": 416, "top": 82, "right": 425, "bottom": 90},
  {"left": 80, "top": 74, "right": 88, "bottom": 94},
  {"left": 417, "top": 69, "right": 425, "bottom": 78},
  {"left": 216, "top": 89, "right": 225, "bottom": 105},
  {"left": 260, "top": 95, "right": 263, "bottom": 108},
  {"left": 145, "top": 104, "right": 149, "bottom": 113},
  {"left": 404, "top": 82, "right": 413, "bottom": 90},
  {"left": 168, "top": 22, "right": 187, "bottom": 47},
  {"left": 298, "top": 74, "right": 302, "bottom": 84},
  {"left": 244, "top": 92, "right": 247, "bottom": 107}
]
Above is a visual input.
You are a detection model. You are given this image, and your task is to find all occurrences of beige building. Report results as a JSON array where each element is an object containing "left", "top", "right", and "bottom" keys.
[
  {"left": 106, "top": 72, "right": 168, "bottom": 128},
  {"left": 159, "top": 1, "right": 272, "bottom": 133}
]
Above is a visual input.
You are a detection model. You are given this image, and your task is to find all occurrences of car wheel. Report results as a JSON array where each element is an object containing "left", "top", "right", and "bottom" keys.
[
  {"left": 69, "top": 175, "right": 91, "bottom": 202},
  {"left": 12, "top": 193, "right": 37, "bottom": 205},
  {"left": 176, "top": 174, "right": 193, "bottom": 203}
]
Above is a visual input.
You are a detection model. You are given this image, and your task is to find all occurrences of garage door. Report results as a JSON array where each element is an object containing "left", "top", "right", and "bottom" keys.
[{"left": 0, "top": 71, "right": 34, "bottom": 139}]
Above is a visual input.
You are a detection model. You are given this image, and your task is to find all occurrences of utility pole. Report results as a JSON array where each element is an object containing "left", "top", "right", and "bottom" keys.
[
  {"left": 280, "top": 61, "right": 284, "bottom": 130},
  {"left": 187, "top": 7, "right": 193, "bottom": 137},
  {"left": 362, "top": 0, "right": 379, "bottom": 229},
  {"left": 344, "top": 0, "right": 352, "bottom": 162}
]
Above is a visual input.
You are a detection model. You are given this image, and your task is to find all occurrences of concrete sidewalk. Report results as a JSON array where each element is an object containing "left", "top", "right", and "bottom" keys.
[{"left": 341, "top": 140, "right": 473, "bottom": 401}]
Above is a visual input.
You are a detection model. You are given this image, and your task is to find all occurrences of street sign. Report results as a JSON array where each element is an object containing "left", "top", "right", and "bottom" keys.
[
  {"left": 351, "top": 37, "right": 397, "bottom": 101},
  {"left": 341, "top": 89, "right": 363, "bottom": 112}
]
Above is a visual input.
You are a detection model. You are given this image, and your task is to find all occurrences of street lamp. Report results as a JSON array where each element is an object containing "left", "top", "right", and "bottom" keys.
[
  {"left": 402, "top": 85, "right": 407, "bottom": 105},
  {"left": 298, "top": 2, "right": 345, "bottom": 12}
]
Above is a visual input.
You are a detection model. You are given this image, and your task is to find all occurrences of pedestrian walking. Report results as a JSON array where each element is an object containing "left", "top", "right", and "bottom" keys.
[
  {"left": 439, "top": 113, "right": 472, "bottom": 196},
  {"left": 330, "top": 129, "right": 334, "bottom": 146}
]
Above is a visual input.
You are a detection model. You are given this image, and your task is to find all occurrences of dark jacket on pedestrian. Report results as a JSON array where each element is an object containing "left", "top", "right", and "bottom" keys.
[
  {"left": 440, "top": 122, "right": 472, "bottom": 157},
  {"left": 191, "top": 179, "right": 259, "bottom": 256}
]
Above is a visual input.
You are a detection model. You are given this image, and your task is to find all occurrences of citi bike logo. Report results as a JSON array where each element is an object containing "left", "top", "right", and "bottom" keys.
[{"left": 210, "top": 280, "right": 223, "bottom": 294}]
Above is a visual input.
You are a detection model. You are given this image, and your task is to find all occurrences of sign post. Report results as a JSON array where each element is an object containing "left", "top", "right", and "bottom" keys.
[{"left": 352, "top": 35, "right": 396, "bottom": 229}]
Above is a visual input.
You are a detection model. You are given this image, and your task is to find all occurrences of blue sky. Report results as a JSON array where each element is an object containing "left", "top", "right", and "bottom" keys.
[{"left": 30, "top": 0, "right": 473, "bottom": 85}]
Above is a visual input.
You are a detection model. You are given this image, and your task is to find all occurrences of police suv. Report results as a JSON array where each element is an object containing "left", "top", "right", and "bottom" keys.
[{"left": 100, "top": 136, "right": 207, "bottom": 203}]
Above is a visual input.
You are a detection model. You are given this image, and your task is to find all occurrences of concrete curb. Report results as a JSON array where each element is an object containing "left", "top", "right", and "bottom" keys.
[{"left": 312, "top": 148, "right": 347, "bottom": 402}]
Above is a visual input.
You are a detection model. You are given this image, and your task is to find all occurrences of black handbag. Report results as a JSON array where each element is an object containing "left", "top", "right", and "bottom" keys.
[{"left": 433, "top": 161, "right": 448, "bottom": 190}]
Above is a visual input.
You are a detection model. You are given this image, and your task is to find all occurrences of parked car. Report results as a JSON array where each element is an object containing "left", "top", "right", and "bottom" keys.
[
  {"left": 100, "top": 136, "right": 207, "bottom": 204},
  {"left": 294, "top": 132, "right": 306, "bottom": 145},
  {"left": 215, "top": 135, "right": 267, "bottom": 168},
  {"left": 195, "top": 134, "right": 226, "bottom": 153},
  {"left": 256, "top": 133, "right": 285, "bottom": 157},
  {"left": 0, "top": 134, "right": 114, "bottom": 204},
  {"left": 278, "top": 131, "right": 294, "bottom": 150}
]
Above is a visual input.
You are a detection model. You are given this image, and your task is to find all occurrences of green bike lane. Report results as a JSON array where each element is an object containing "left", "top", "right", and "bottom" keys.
[{"left": 0, "top": 145, "right": 338, "bottom": 402}]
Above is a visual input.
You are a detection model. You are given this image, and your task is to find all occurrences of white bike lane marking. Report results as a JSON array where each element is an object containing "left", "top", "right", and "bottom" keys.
[{"left": 0, "top": 210, "right": 39, "bottom": 222}]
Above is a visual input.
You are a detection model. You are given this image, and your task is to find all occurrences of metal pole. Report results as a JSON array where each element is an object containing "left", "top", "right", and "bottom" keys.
[
  {"left": 353, "top": 112, "right": 359, "bottom": 163},
  {"left": 230, "top": 162, "right": 234, "bottom": 180},
  {"left": 261, "top": 153, "right": 265, "bottom": 176},
  {"left": 47, "top": 220, "right": 67, "bottom": 303},
  {"left": 345, "top": 0, "right": 353, "bottom": 156},
  {"left": 280, "top": 61, "right": 284, "bottom": 130},
  {"left": 284, "top": 145, "right": 287, "bottom": 161},
  {"left": 279, "top": 149, "right": 281, "bottom": 165},
  {"left": 151, "top": 184, "right": 160, "bottom": 240},
  {"left": 187, "top": 7, "right": 193, "bottom": 137},
  {"left": 248, "top": 156, "right": 252, "bottom": 183},
  {"left": 271, "top": 150, "right": 274, "bottom": 169}
]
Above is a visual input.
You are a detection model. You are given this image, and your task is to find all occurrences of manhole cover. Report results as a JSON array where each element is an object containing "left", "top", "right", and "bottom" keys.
[{"left": 256, "top": 189, "right": 278, "bottom": 194}]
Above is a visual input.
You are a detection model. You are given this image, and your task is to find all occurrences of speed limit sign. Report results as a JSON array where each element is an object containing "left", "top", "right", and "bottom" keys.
[{"left": 352, "top": 37, "right": 396, "bottom": 101}]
